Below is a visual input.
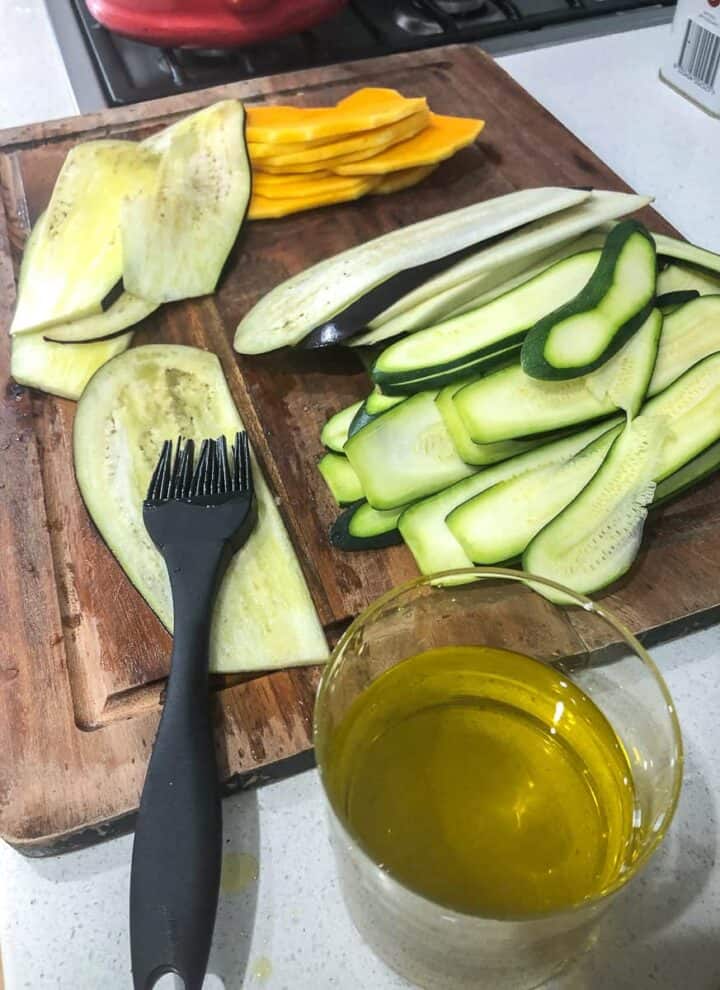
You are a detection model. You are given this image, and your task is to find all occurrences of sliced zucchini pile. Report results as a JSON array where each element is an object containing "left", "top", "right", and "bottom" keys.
[
  {"left": 318, "top": 216, "right": 720, "bottom": 599},
  {"left": 74, "top": 345, "right": 328, "bottom": 673}
]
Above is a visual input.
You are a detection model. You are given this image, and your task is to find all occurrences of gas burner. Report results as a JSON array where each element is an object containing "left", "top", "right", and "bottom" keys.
[{"left": 53, "top": 0, "right": 676, "bottom": 109}]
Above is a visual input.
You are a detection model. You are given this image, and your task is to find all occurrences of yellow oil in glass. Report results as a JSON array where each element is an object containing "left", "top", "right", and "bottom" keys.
[{"left": 324, "top": 645, "right": 637, "bottom": 918}]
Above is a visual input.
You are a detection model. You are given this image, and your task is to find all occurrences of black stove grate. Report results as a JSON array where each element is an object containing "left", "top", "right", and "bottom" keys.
[{"left": 68, "top": 0, "right": 674, "bottom": 107}]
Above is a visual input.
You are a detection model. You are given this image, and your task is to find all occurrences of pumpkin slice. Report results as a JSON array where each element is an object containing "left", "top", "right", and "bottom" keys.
[
  {"left": 248, "top": 177, "right": 379, "bottom": 219},
  {"left": 245, "top": 87, "right": 427, "bottom": 144},
  {"left": 370, "top": 164, "right": 438, "bottom": 195},
  {"left": 253, "top": 171, "right": 376, "bottom": 201},
  {"left": 335, "top": 112, "right": 484, "bottom": 175},
  {"left": 249, "top": 110, "right": 429, "bottom": 167}
]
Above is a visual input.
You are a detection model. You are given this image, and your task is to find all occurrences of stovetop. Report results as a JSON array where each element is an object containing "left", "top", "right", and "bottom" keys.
[{"left": 49, "top": 0, "right": 675, "bottom": 109}]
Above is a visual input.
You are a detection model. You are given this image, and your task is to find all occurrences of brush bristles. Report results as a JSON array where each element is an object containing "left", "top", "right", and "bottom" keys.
[{"left": 145, "top": 432, "right": 253, "bottom": 502}]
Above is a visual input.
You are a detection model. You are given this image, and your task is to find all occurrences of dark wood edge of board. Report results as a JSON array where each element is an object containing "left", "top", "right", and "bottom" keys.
[{"left": 10, "top": 747, "right": 317, "bottom": 857}]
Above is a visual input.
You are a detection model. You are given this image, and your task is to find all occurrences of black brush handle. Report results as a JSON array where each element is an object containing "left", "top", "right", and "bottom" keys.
[{"left": 130, "top": 543, "right": 227, "bottom": 990}]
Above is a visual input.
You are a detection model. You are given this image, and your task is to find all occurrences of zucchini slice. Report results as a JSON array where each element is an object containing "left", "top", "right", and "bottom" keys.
[
  {"left": 122, "top": 100, "right": 251, "bottom": 304},
  {"left": 656, "top": 262, "right": 720, "bottom": 297},
  {"left": 642, "top": 352, "right": 720, "bottom": 481},
  {"left": 652, "top": 232, "right": 720, "bottom": 278},
  {"left": 653, "top": 439, "right": 720, "bottom": 507},
  {"left": 43, "top": 292, "right": 157, "bottom": 344},
  {"left": 344, "top": 391, "right": 475, "bottom": 510},
  {"left": 351, "top": 191, "right": 650, "bottom": 347},
  {"left": 347, "top": 390, "right": 405, "bottom": 438},
  {"left": 524, "top": 418, "right": 667, "bottom": 600},
  {"left": 648, "top": 295, "right": 720, "bottom": 397},
  {"left": 454, "top": 366, "right": 611, "bottom": 444},
  {"left": 583, "top": 307, "right": 662, "bottom": 417},
  {"left": 398, "top": 419, "right": 621, "bottom": 575},
  {"left": 330, "top": 501, "right": 405, "bottom": 551},
  {"left": 73, "top": 344, "right": 328, "bottom": 673},
  {"left": 233, "top": 187, "right": 591, "bottom": 354},
  {"left": 10, "top": 141, "right": 159, "bottom": 335},
  {"left": 318, "top": 452, "right": 364, "bottom": 505},
  {"left": 454, "top": 311, "right": 659, "bottom": 444},
  {"left": 377, "top": 341, "right": 522, "bottom": 396},
  {"left": 436, "top": 380, "right": 547, "bottom": 466},
  {"left": 371, "top": 250, "right": 601, "bottom": 388},
  {"left": 448, "top": 425, "right": 620, "bottom": 564},
  {"left": 521, "top": 220, "right": 657, "bottom": 379},
  {"left": 320, "top": 400, "right": 363, "bottom": 452}
]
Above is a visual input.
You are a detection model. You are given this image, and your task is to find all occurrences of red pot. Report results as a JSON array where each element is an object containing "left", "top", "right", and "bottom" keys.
[{"left": 85, "top": 0, "right": 348, "bottom": 48}]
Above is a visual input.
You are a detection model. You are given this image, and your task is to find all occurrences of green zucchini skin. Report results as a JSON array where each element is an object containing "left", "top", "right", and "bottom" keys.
[
  {"left": 347, "top": 392, "right": 405, "bottom": 439},
  {"left": 656, "top": 289, "right": 699, "bottom": 314},
  {"left": 521, "top": 220, "right": 657, "bottom": 380},
  {"left": 330, "top": 501, "right": 404, "bottom": 551},
  {"left": 348, "top": 402, "right": 375, "bottom": 439},
  {"left": 370, "top": 250, "right": 601, "bottom": 394},
  {"left": 377, "top": 344, "right": 522, "bottom": 396}
]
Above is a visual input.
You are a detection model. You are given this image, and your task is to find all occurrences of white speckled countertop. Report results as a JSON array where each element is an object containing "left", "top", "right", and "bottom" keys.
[{"left": 1, "top": 5, "right": 719, "bottom": 988}]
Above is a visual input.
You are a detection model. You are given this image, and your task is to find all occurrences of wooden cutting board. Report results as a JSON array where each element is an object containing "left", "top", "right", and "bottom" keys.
[{"left": 1, "top": 45, "right": 718, "bottom": 855}]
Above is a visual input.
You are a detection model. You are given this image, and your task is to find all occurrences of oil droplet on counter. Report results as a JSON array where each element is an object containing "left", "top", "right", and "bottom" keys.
[
  {"left": 220, "top": 852, "right": 258, "bottom": 895},
  {"left": 251, "top": 956, "right": 273, "bottom": 983}
]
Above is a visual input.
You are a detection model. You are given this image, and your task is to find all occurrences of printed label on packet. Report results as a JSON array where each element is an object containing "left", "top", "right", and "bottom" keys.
[{"left": 661, "top": 0, "right": 720, "bottom": 115}]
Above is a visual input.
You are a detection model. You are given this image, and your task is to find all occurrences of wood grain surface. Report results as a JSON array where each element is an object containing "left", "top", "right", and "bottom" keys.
[{"left": 1, "top": 45, "right": 715, "bottom": 855}]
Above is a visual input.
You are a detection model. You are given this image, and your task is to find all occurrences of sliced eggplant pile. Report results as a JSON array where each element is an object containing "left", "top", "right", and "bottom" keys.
[
  {"left": 74, "top": 345, "right": 328, "bottom": 673},
  {"left": 318, "top": 214, "right": 720, "bottom": 599},
  {"left": 233, "top": 187, "right": 592, "bottom": 353},
  {"left": 9, "top": 100, "right": 251, "bottom": 399},
  {"left": 10, "top": 142, "right": 159, "bottom": 336},
  {"left": 43, "top": 292, "right": 158, "bottom": 344},
  {"left": 122, "top": 100, "right": 251, "bottom": 304},
  {"left": 352, "top": 191, "right": 649, "bottom": 346}
]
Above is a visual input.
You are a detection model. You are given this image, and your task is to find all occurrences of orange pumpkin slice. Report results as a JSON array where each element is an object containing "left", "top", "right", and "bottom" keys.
[
  {"left": 253, "top": 172, "right": 375, "bottom": 201},
  {"left": 370, "top": 164, "right": 439, "bottom": 195},
  {"left": 248, "top": 177, "right": 379, "bottom": 220},
  {"left": 334, "top": 112, "right": 484, "bottom": 175},
  {"left": 249, "top": 109, "right": 429, "bottom": 167},
  {"left": 245, "top": 88, "right": 427, "bottom": 145}
]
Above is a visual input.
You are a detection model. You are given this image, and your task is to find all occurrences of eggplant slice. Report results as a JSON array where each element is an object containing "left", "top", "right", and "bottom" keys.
[{"left": 121, "top": 100, "right": 251, "bottom": 304}]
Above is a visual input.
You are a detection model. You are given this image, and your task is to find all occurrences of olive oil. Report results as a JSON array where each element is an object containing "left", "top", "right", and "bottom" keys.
[{"left": 324, "top": 645, "right": 637, "bottom": 918}]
